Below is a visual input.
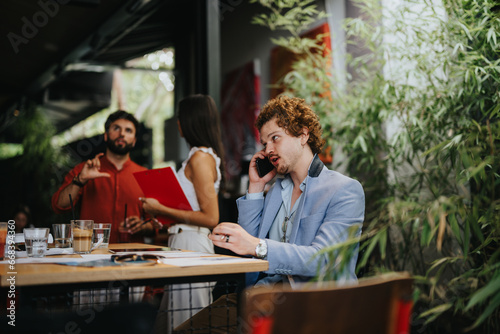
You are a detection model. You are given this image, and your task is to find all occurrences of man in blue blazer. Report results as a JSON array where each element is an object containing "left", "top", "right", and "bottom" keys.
[
  {"left": 211, "top": 95, "right": 365, "bottom": 285},
  {"left": 175, "top": 96, "right": 365, "bottom": 333}
]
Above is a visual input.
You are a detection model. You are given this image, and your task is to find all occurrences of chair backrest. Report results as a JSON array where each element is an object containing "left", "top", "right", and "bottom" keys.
[{"left": 240, "top": 272, "right": 413, "bottom": 334}]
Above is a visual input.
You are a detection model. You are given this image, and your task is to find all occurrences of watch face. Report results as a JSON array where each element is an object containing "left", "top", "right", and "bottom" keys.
[{"left": 256, "top": 240, "right": 267, "bottom": 258}]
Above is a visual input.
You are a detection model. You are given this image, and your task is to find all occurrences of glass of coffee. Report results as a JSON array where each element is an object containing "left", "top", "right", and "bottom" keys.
[{"left": 71, "top": 220, "right": 94, "bottom": 254}]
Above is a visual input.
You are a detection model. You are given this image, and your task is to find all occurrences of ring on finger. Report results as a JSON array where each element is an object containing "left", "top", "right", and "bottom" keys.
[{"left": 225, "top": 235, "right": 230, "bottom": 243}]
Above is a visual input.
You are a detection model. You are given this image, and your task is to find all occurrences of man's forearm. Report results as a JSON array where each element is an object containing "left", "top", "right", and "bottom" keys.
[{"left": 56, "top": 183, "right": 81, "bottom": 208}]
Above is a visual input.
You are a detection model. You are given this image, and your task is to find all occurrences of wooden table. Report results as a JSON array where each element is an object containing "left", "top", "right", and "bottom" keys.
[
  {"left": 0, "top": 243, "right": 268, "bottom": 287},
  {"left": 0, "top": 243, "right": 268, "bottom": 333},
  {"left": 0, "top": 243, "right": 268, "bottom": 288}
]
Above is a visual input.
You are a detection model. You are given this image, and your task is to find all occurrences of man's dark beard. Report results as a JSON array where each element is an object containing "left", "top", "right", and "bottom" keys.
[{"left": 106, "top": 139, "right": 134, "bottom": 155}]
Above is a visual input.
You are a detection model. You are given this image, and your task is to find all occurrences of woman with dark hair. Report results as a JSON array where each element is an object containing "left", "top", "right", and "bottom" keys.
[{"left": 140, "top": 94, "right": 225, "bottom": 330}]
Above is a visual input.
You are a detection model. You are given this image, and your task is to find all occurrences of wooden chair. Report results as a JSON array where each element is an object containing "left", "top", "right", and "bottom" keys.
[{"left": 240, "top": 272, "right": 413, "bottom": 334}]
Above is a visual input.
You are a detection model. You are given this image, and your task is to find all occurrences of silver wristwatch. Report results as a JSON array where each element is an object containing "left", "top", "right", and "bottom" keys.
[{"left": 255, "top": 239, "right": 268, "bottom": 259}]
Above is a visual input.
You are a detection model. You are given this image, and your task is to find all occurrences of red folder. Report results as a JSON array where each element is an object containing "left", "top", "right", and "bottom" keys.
[{"left": 133, "top": 166, "right": 192, "bottom": 226}]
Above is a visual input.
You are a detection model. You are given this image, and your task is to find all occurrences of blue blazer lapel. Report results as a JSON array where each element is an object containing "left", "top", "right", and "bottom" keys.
[
  {"left": 259, "top": 178, "right": 283, "bottom": 238},
  {"left": 288, "top": 155, "right": 324, "bottom": 244},
  {"left": 288, "top": 186, "right": 306, "bottom": 244}
]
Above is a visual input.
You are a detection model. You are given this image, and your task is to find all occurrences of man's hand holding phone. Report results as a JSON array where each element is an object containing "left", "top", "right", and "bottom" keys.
[
  {"left": 248, "top": 153, "right": 277, "bottom": 194},
  {"left": 256, "top": 157, "right": 275, "bottom": 178}
]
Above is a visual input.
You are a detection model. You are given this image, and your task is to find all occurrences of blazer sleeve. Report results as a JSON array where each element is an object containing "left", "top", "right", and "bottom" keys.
[
  {"left": 236, "top": 195, "right": 265, "bottom": 237},
  {"left": 265, "top": 175, "right": 365, "bottom": 281}
]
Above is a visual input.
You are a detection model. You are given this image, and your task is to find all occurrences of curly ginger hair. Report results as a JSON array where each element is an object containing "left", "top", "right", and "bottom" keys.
[{"left": 255, "top": 95, "right": 325, "bottom": 154}]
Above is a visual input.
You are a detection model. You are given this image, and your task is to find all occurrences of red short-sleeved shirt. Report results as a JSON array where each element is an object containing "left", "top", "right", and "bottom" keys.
[{"left": 52, "top": 155, "right": 147, "bottom": 243}]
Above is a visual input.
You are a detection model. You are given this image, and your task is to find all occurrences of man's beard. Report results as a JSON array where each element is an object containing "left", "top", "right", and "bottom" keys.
[{"left": 106, "top": 139, "right": 134, "bottom": 155}]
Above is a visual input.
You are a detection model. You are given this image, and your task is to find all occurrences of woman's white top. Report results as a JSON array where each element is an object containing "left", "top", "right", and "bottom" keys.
[
  {"left": 176, "top": 146, "right": 221, "bottom": 211},
  {"left": 167, "top": 146, "right": 221, "bottom": 328}
]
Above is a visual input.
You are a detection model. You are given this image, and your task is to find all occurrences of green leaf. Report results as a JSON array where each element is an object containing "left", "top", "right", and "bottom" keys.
[
  {"left": 419, "top": 303, "right": 453, "bottom": 323},
  {"left": 466, "top": 274, "right": 500, "bottom": 310},
  {"left": 486, "top": 26, "right": 497, "bottom": 47},
  {"left": 354, "top": 134, "right": 368, "bottom": 153},
  {"left": 378, "top": 228, "right": 387, "bottom": 260},
  {"left": 464, "top": 219, "right": 470, "bottom": 256},
  {"left": 448, "top": 213, "right": 462, "bottom": 246},
  {"left": 470, "top": 218, "right": 485, "bottom": 244},
  {"left": 428, "top": 257, "right": 452, "bottom": 272},
  {"left": 468, "top": 292, "right": 500, "bottom": 330},
  {"left": 357, "top": 232, "right": 381, "bottom": 268}
]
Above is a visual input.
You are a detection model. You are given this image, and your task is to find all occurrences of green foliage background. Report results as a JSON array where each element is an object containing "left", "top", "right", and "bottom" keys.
[{"left": 252, "top": 0, "right": 500, "bottom": 332}]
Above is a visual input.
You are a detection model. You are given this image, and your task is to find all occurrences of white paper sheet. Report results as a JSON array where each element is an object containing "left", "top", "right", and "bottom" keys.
[
  {"left": 110, "top": 251, "right": 223, "bottom": 258},
  {"left": 0, "top": 250, "right": 258, "bottom": 266},
  {"left": 0, "top": 251, "right": 112, "bottom": 265},
  {"left": 4, "top": 256, "right": 88, "bottom": 264},
  {"left": 160, "top": 256, "right": 263, "bottom": 267}
]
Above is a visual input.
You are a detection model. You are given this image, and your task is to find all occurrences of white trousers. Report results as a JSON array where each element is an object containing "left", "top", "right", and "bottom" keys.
[{"left": 154, "top": 225, "right": 215, "bottom": 333}]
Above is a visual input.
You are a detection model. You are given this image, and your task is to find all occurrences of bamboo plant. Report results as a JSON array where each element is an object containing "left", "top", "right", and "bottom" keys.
[{"left": 252, "top": 0, "right": 500, "bottom": 332}]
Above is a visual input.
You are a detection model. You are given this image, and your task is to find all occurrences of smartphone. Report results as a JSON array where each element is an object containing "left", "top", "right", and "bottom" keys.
[{"left": 256, "top": 158, "right": 275, "bottom": 177}]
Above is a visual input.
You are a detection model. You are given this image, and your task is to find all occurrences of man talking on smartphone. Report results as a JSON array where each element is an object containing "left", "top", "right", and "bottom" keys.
[{"left": 176, "top": 95, "right": 365, "bottom": 333}]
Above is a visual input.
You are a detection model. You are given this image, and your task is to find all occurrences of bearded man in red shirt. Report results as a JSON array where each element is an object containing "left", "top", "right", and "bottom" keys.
[{"left": 52, "top": 110, "right": 153, "bottom": 243}]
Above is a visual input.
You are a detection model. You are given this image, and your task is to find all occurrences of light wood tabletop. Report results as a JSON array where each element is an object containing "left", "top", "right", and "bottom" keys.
[{"left": 0, "top": 243, "right": 268, "bottom": 287}]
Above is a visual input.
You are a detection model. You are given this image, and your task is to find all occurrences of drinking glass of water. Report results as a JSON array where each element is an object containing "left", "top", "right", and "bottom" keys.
[
  {"left": 23, "top": 228, "right": 50, "bottom": 257},
  {"left": 93, "top": 223, "right": 111, "bottom": 249},
  {"left": 52, "top": 224, "right": 72, "bottom": 248}
]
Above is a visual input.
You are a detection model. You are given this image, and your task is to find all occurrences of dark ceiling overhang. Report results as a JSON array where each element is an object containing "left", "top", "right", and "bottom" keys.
[{"left": 0, "top": 0, "right": 208, "bottom": 139}]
